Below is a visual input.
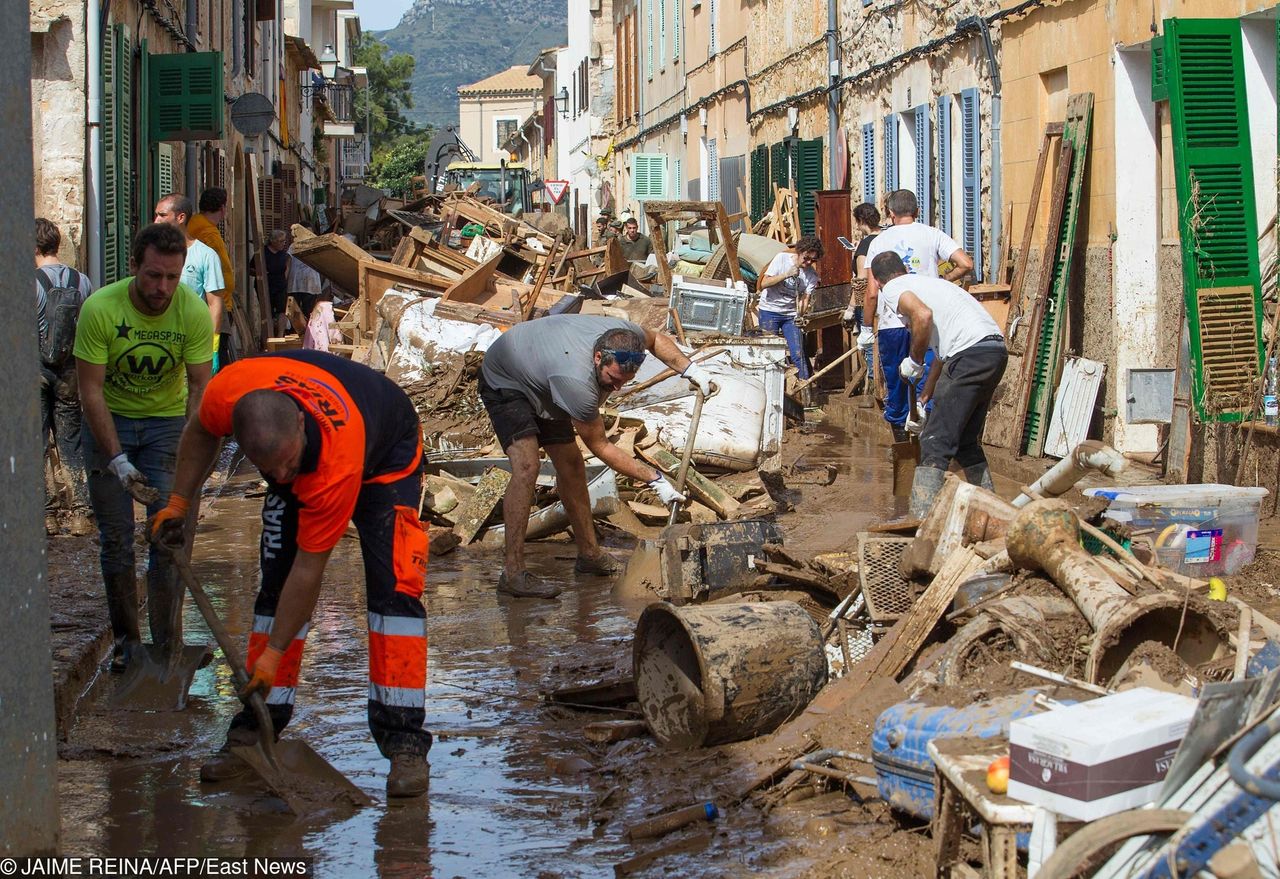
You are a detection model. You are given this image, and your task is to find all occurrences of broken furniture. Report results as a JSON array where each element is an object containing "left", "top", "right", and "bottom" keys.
[{"left": 642, "top": 201, "right": 742, "bottom": 298}]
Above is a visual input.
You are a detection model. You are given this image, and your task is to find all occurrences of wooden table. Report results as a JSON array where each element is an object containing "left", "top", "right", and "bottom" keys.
[{"left": 929, "top": 737, "right": 1042, "bottom": 879}]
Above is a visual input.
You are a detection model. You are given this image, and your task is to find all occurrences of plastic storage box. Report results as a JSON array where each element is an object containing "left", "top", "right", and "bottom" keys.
[{"left": 1083, "top": 484, "right": 1268, "bottom": 577}]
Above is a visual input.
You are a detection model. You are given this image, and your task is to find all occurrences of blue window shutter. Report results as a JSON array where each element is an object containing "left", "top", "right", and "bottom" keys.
[
  {"left": 862, "top": 122, "right": 876, "bottom": 204},
  {"left": 960, "top": 87, "right": 982, "bottom": 280},
  {"left": 883, "top": 114, "right": 898, "bottom": 193},
  {"left": 913, "top": 104, "right": 931, "bottom": 224},
  {"left": 937, "top": 95, "right": 952, "bottom": 236}
]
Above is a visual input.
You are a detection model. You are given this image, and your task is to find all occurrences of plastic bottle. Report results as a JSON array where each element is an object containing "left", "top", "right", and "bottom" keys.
[
  {"left": 1264, "top": 355, "right": 1279, "bottom": 427},
  {"left": 626, "top": 802, "right": 719, "bottom": 840}
]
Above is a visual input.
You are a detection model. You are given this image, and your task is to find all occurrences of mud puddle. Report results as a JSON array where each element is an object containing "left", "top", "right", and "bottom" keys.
[{"left": 57, "top": 401, "right": 910, "bottom": 877}]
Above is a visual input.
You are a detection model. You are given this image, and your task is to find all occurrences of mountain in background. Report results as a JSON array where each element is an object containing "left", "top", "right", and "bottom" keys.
[{"left": 376, "top": 0, "right": 568, "bottom": 131}]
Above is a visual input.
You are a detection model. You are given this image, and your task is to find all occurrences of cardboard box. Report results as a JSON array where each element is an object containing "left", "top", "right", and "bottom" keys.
[{"left": 1007, "top": 688, "right": 1196, "bottom": 821}]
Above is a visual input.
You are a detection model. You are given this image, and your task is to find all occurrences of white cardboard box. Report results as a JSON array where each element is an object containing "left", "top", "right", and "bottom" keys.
[{"left": 1007, "top": 687, "right": 1196, "bottom": 821}]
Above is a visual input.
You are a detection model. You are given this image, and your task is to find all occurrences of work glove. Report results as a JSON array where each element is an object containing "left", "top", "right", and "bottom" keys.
[
  {"left": 147, "top": 494, "right": 190, "bottom": 547},
  {"left": 857, "top": 327, "right": 876, "bottom": 354},
  {"left": 239, "top": 645, "right": 284, "bottom": 701},
  {"left": 107, "top": 453, "right": 148, "bottom": 495},
  {"left": 899, "top": 356, "right": 924, "bottom": 382},
  {"left": 649, "top": 474, "right": 687, "bottom": 506},
  {"left": 841, "top": 306, "right": 857, "bottom": 329},
  {"left": 682, "top": 362, "right": 714, "bottom": 397},
  {"left": 905, "top": 402, "right": 928, "bottom": 436}
]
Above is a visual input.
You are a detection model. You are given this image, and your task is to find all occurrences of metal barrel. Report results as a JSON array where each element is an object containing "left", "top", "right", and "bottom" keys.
[{"left": 633, "top": 601, "right": 828, "bottom": 749}]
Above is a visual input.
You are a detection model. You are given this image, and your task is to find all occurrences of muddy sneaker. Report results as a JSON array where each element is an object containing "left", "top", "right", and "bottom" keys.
[
  {"left": 199, "top": 744, "right": 252, "bottom": 783},
  {"left": 497, "top": 571, "right": 562, "bottom": 599},
  {"left": 386, "top": 754, "right": 430, "bottom": 798},
  {"left": 574, "top": 552, "right": 619, "bottom": 575}
]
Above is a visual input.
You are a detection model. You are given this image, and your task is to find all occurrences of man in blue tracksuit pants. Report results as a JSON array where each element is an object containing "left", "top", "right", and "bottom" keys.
[{"left": 862, "top": 189, "right": 974, "bottom": 441}]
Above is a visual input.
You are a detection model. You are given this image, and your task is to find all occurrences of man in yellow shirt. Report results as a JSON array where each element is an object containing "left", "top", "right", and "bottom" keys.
[
  {"left": 188, "top": 187, "right": 235, "bottom": 367},
  {"left": 74, "top": 223, "right": 214, "bottom": 672}
]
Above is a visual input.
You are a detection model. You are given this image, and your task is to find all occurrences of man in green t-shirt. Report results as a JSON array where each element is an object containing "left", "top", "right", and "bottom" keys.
[{"left": 74, "top": 223, "right": 214, "bottom": 673}]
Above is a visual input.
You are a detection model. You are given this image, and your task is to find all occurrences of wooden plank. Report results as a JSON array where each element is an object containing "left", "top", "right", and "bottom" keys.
[
  {"left": 870, "top": 547, "right": 982, "bottom": 680},
  {"left": 525, "top": 238, "right": 557, "bottom": 320},
  {"left": 452, "top": 467, "right": 512, "bottom": 544},
  {"left": 290, "top": 229, "right": 370, "bottom": 296},
  {"left": 636, "top": 444, "right": 740, "bottom": 518},
  {"left": 715, "top": 202, "right": 743, "bottom": 284},
  {"left": 443, "top": 252, "right": 503, "bottom": 303},
  {"left": 1009, "top": 127, "right": 1060, "bottom": 336}
]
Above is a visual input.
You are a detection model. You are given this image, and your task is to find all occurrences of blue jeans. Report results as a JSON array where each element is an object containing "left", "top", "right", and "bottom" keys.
[
  {"left": 758, "top": 309, "right": 811, "bottom": 379},
  {"left": 878, "top": 327, "right": 935, "bottom": 427},
  {"left": 84, "top": 413, "right": 186, "bottom": 647}
]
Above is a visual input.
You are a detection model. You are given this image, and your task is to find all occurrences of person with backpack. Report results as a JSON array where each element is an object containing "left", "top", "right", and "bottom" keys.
[{"left": 35, "top": 218, "right": 96, "bottom": 536}]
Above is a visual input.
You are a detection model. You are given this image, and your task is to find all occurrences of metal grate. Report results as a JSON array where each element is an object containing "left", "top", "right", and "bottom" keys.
[{"left": 858, "top": 535, "right": 916, "bottom": 624}]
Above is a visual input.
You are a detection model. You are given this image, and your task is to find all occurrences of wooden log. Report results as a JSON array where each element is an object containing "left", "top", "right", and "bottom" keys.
[{"left": 451, "top": 467, "right": 511, "bottom": 544}]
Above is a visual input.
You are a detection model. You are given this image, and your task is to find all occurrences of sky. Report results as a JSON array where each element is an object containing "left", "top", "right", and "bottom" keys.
[{"left": 352, "top": 0, "right": 414, "bottom": 33}]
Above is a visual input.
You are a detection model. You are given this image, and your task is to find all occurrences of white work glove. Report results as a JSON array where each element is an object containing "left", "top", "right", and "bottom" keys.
[
  {"left": 899, "top": 356, "right": 924, "bottom": 382},
  {"left": 905, "top": 402, "right": 928, "bottom": 436},
  {"left": 649, "top": 474, "right": 687, "bottom": 505},
  {"left": 841, "top": 306, "right": 857, "bottom": 325},
  {"left": 857, "top": 327, "right": 876, "bottom": 353},
  {"left": 682, "top": 362, "right": 714, "bottom": 397},
  {"left": 107, "top": 453, "right": 147, "bottom": 494}
]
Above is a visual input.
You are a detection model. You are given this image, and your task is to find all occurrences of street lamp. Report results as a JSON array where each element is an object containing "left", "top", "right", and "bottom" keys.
[
  {"left": 555, "top": 86, "right": 569, "bottom": 118},
  {"left": 318, "top": 43, "right": 338, "bottom": 80}
]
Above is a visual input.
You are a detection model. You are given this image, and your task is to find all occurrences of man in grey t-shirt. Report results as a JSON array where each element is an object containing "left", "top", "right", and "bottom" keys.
[{"left": 479, "top": 315, "right": 713, "bottom": 598}]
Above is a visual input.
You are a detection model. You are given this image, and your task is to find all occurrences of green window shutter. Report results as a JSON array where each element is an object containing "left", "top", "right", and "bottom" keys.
[
  {"left": 156, "top": 143, "right": 175, "bottom": 197},
  {"left": 114, "top": 24, "right": 133, "bottom": 282},
  {"left": 796, "top": 136, "right": 823, "bottom": 236},
  {"left": 630, "top": 153, "right": 669, "bottom": 201},
  {"left": 101, "top": 24, "right": 120, "bottom": 284},
  {"left": 770, "top": 140, "right": 788, "bottom": 193},
  {"left": 150, "top": 52, "right": 225, "bottom": 141},
  {"left": 1165, "top": 17, "right": 1263, "bottom": 422},
  {"left": 750, "top": 144, "right": 769, "bottom": 223},
  {"left": 1151, "top": 41, "right": 1168, "bottom": 102}
]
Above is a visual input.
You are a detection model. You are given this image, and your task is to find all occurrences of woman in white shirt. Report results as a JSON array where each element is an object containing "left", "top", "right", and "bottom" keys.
[{"left": 756, "top": 234, "right": 823, "bottom": 380}]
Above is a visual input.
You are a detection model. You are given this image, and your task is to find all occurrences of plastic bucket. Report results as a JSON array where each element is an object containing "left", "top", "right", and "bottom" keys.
[{"left": 633, "top": 601, "right": 828, "bottom": 749}]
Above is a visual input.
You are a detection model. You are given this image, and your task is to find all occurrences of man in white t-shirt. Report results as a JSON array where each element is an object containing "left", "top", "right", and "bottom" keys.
[
  {"left": 863, "top": 190, "right": 974, "bottom": 441},
  {"left": 872, "top": 251, "right": 1006, "bottom": 518},
  {"left": 757, "top": 235, "right": 823, "bottom": 380}
]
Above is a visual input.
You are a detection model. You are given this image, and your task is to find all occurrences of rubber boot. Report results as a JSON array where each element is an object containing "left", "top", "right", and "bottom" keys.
[
  {"left": 104, "top": 570, "right": 142, "bottom": 673},
  {"left": 387, "top": 753, "right": 430, "bottom": 798},
  {"left": 908, "top": 466, "right": 948, "bottom": 520},
  {"left": 200, "top": 726, "right": 257, "bottom": 783},
  {"left": 146, "top": 563, "right": 184, "bottom": 657},
  {"left": 962, "top": 462, "right": 995, "bottom": 493}
]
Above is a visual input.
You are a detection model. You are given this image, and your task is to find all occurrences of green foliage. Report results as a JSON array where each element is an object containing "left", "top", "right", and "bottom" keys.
[
  {"left": 353, "top": 33, "right": 421, "bottom": 152},
  {"left": 367, "top": 133, "right": 436, "bottom": 196}
]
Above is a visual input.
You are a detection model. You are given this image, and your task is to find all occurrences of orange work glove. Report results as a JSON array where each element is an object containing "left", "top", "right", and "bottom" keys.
[
  {"left": 239, "top": 645, "right": 284, "bottom": 701},
  {"left": 147, "top": 494, "right": 190, "bottom": 546}
]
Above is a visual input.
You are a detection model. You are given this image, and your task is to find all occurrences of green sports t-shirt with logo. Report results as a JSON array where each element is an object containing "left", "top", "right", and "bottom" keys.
[{"left": 72, "top": 277, "right": 214, "bottom": 418}]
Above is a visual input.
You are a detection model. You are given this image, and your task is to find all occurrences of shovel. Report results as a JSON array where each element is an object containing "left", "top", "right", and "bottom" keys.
[
  {"left": 890, "top": 384, "right": 921, "bottom": 498},
  {"left": 667, "top": 386, "right": 710, "bottom": 526},
  {"left": 168, "top": 549, "right": 374, "bottom": 813},
  {"left": 112, "top": 482, "right": 212, "bottom": 711}
]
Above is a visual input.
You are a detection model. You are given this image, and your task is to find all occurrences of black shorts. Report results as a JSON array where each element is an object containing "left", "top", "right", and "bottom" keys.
[{"left": 478, "top": 376, "right": 576, "bottom": 450}]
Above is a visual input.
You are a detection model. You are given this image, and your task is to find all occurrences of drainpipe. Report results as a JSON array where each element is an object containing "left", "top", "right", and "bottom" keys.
[
  {"left": 531, "top": 117, "right": 545, "bottom": 182},
  {"left": 86, "top": 0, "right": 103, "bottom": 285},
  {"left": 826, "top": 0, "right": 840, "bottom": 185},
  {"left": 185, "top": 0, "right": 198, "bottom": 193},
  {"left": 964, "top": 15, "right": 1001, "bottom": 284}
]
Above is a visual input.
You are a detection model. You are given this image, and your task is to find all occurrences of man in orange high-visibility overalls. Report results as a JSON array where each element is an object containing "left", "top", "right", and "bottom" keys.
[{"left": 151, "top": 350, "right": 432, "bottom": 798}]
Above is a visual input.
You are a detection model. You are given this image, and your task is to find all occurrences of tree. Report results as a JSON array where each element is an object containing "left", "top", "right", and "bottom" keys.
[
  {"left": 367, "top": 134, "right": 436, "bottom": 197},
  {"left": 353, "top": 34, "right": 420, "bottom": 152}
]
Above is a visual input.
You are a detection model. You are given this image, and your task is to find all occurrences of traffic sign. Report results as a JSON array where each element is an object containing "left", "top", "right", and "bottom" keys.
[{"left": 545, "top": 180, "right": 570, "bottom": 204}]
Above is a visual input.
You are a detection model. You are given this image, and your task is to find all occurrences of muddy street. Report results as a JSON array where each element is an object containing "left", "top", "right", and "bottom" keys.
[{"left": 54, "top": 416, "right": 901, "bottom": 877}]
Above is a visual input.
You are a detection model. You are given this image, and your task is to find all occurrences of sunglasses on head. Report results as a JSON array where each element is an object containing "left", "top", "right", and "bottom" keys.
[{"left": 606, "top": 349, "right": 647, "bottom": 371}]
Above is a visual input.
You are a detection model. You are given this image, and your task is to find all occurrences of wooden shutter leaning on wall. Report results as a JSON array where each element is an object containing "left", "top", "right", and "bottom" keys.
[{"left": 1163, "top": 17, "right": 1264, "bottom": 422}]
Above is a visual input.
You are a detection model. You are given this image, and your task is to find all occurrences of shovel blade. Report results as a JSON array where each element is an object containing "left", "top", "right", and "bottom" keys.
[
  {"left": 231, "top": 740, "right": 374, "bottom": 814},
  {"left": 890, "top": 439, "right": 920, "bottom": 497},
  {"left": 111, "top": 643, "right": 212, "bottom": 711}
]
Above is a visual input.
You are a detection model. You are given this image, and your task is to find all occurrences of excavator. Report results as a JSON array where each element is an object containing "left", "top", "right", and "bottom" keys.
[{"left": 419, "top": 124, "right": 532, "bottom": 215}]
